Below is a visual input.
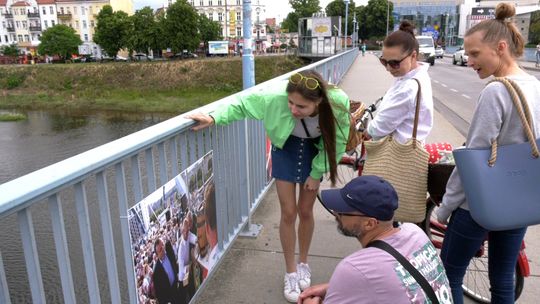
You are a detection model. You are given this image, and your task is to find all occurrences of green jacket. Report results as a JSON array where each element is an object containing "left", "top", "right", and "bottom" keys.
[{"left": 211, "top": 81, "right": 350, "bottom": 179}]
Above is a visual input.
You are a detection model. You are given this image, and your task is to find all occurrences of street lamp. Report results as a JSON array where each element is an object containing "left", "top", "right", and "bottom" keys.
[
  {"left": 352, "top": 12, "right": 357, "bottom": 48},
  {"left": 386, "top": 0, "right": 389, "bottom": 36},
  {"left": 344, "top": 0, "right": 349, "bottom": 50},
  {"left": 256, "top": 6, "right": 260, "bottom": 53}
]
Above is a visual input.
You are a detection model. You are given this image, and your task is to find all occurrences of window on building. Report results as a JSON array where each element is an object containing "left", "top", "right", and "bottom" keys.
[
  {"left": 218, "top": 0, "right": 222, "bottom": 5},
  {"left": 13, "top": 9, "right": 17, "bottom": 15},
  {"left": 18, "top": 35, "right": 22, "bottom": 42},
  {"left": 2, "top": 21, "right": 5, "bottom": 29},
  {"left": 76, "top": 20, "right": 79, "bottom": 28},
  {"left": 81, "top": 6, "right": 85, "bottom": 15},
  {"left": 89, "top": 6, "right": 93, "bottom": 14},
  {"left": 191, "top": 0, "right": 194, "bottom": 6},
  {"left": 44, "top": 20, "right": 48, "bottom": 28},
  {"left": 42, "top": 7, "right": 46, "bottom": 15},
  {"left": 31, "top": 34, "right": 35, "bottom": 40},
  {"left": 209, "top": 13, "right": 213, "bottom": 21},
  {"left": 209, "top": 0, "right": 212, "bottom": 6},
  {"left": 90, "top": 20, "right": 94, "bottom": 27},
  {"left": 218, "top": 12, "right": 222, "bottom": 21},
  {"left": 522, "top": 20, "right": 525, "bottom": 23},
  {"left": 22, "top": 21, "right": 27, "bottom": 29},
  {"left": 74, "top": 7, "right": 77, "bottom": 15},
  {"left": 16, "top": 21, "right": 20, "bottom": 29},
  {"left": 52, "top": 20, "right": 55, "bottom": 26},
  {"left": 67, "top": 7, "right": 71, "bottom": 14},
  {"left": 24, "top": 34, "right": 29, "bottom": 42},
  {"left": 0, "top": 8, "right": 3, "bottom": 15},
  {"left": 50, "top": 6, "right": 54, "bottom": 14},
  {"left": 84, "top": 34, "right": 88, "bottom": 41},
  {"left": 237, "top": 27, "right": 241, "bottom": 37},
  {"left": 237, "top": 0, "right": 240, "bottom": 5},
  {"left": 20, "top": 9, "right": 25, "bottom": 15},
  {"left": 4, "top": 35, "right": 8, "bottom": 43},
  {"left": 83, "top": 20, "right": 87, "bottom": 28},
  {"left": 38, "top": 34, "right": 41, "bottom": 40},
  {"left": 521, "top": 27, "right": 524, "bottom": 31},
  {"left": 200, "top": 0, "right": 204, "bottom": 6},
  {"left": 60, "top": 7, "right": 64, "bottom": 14},
  {"left": 236, "top": 11, "right": 241, "bottom": 21}
]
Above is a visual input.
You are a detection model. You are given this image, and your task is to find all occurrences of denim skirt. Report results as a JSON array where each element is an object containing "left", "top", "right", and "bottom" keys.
[{"left": 271, "top": 135, "right": 319, "bottom": 184}]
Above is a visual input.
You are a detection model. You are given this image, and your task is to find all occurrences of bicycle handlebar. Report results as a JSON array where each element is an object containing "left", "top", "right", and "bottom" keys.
[{"left": 355, "top": 97, "right": 383, "bottom": 132}]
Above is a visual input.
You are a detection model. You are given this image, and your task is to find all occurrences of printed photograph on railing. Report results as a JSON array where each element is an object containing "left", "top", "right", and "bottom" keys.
[{"left": 127, "top": 151, "right": 218, "bottom": 304}]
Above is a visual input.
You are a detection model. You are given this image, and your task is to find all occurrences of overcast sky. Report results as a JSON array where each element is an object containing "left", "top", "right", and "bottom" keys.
[{"left": 133, "top": 0, "right": 367, "bottom": 23}]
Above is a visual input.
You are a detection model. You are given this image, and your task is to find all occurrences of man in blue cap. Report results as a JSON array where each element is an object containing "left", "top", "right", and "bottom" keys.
[{"left": 298, "top": 176, "right": 452, "bottom": 304}]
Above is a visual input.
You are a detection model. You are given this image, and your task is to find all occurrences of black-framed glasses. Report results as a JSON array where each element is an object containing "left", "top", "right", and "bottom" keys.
[
  {"left": 289, "top": 73, "right": 320, "bottom": 90},
  {"left": 379, "top": 52, "right": 413, "bottom": 69}
]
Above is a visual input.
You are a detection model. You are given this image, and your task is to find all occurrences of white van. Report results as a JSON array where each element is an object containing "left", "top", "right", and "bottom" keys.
[{"left": 415, "top": 35, "right": 436, "bottom": 66}]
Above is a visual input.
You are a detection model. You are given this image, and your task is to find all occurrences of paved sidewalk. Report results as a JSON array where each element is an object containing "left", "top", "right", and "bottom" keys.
[{"left": 194, "top": 54, "right": 539, "bottom": 304}]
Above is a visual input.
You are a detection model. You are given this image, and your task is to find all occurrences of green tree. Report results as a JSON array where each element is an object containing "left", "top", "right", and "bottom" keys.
[
  {"left": 0, "top": 44, "right": 19, "bottom": 57},
  {"left": 94, "top": 5, "right": 131, "bottom": 57},
  {"left": 129, "top": 7, "right": 156, "bottom": 54},
  {"left": 325, "top": 0, "right": 356, "bottom": 36},
  {"left": 290, "top": 0, "right": 321, "bottom": 17},
  {"left": 282, "top": 12, "right": 300, "bottom": 32},
  {"left": 199, "top": 13, "right": 222, "bottom": 49},
  {"left": 529, "top": 11, "right": 540, "bottom": 44},
  {"left": 162, "top": 0, "right": 200, "bottom": 53},
  {"left": 362, "top": 0, "right": 393, "bottom": 39},
  {"left": 37, "top": 25, "right": 82, "bottom": 59}
]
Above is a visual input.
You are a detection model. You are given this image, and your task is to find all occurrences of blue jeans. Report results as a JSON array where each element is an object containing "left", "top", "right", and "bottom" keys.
[{"left": 440, "top": 208, "right": 526, "bottom": 304}]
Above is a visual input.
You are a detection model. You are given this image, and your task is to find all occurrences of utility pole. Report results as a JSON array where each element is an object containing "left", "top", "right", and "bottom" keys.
[
  {"left": 344, "top": 0, "right": 349, "bottom": 50},
  {"left": 386, "top": 0, "right": 389, "bottom": 36}
]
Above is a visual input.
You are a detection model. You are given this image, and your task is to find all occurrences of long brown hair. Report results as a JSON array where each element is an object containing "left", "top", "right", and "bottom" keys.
[
  {"left": 286, "top": 70, "right": 338, "bottom": 185},
  {"left": 465, "top": 3, "right": 524, "bottom": 58}
]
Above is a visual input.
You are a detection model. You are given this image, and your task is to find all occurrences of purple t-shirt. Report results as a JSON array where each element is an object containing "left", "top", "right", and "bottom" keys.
[{"left": 324, "top": 223, "right": 452, "bottom": 304}]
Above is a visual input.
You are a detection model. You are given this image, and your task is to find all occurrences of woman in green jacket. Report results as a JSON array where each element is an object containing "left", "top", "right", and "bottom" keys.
[{"left": 188, "top": 69, "right": 350, "bottom": 303}]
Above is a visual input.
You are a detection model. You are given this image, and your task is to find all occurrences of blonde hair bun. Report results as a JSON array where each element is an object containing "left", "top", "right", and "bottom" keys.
[{"left": 495, "top": 3, "right": 516, "bottom": 21}]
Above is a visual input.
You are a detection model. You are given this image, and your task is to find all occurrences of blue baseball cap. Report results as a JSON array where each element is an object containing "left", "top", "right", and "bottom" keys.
[{"left": 320, "top": 175, "right": 398, "bottom": 221}]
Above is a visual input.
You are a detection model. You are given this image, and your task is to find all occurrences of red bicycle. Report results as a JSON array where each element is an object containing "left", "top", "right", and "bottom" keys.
[{"left": 320, "top": 99, "right": 530, "bottom": 303}]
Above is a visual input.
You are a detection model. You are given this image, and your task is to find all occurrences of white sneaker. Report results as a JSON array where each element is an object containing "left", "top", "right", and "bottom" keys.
[
  {"left": 297, "top": 263, "right": 311, "bottom": 290},
  {"left": 283, "top": 272, "right": 301, "bottom": 303}
]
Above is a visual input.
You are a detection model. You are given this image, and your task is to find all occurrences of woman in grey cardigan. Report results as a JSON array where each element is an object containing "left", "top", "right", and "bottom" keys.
[{"left": 436, "top": 3, "right": 540, "bottom": 304}]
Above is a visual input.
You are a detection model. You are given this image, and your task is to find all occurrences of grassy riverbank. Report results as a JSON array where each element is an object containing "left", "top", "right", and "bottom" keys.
[
  {"left": 0, "top": 55, "right": 306, "bottom": 114},
  {"left": 0, "top": 112, "right": 26, "bottom": 121}
]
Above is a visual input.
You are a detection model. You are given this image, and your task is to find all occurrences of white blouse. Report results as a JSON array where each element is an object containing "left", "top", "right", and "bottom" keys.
[{"left": 367, "top": 62, "right": 434, "bottom": 144}]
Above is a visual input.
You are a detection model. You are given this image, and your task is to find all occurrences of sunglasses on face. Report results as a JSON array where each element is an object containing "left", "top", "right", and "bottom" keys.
[
  {"left": 320, "top": 202, "right": 374, "bottom": 219},
  {"left": 289, "top": 73, "right": 320, "bottom": 90},
  {"left": 379, "top": 52, "right": 413, "bottom": 69}
]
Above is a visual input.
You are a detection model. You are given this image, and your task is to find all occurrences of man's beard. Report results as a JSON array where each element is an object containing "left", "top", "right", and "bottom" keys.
[{"left": 337, "top": 221, "right": 362, "bottom": 238}]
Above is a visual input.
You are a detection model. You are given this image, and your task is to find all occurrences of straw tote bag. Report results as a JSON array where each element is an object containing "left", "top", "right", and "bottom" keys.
[
  {"left": 362, "top": 79, "right": 430, "bottom": 223},
  {"left": 453, "top": 78, "right": 540, "bottom": 231}
]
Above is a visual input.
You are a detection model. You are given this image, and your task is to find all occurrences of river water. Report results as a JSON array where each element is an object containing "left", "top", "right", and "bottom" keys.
[{"left": 0, "top": 109, "right": 172, "bottom": 303}]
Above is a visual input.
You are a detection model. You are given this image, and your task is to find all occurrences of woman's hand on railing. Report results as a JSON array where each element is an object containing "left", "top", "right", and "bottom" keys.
[{"left": 186, "top": 113, "right": 215, "bottom": 131}]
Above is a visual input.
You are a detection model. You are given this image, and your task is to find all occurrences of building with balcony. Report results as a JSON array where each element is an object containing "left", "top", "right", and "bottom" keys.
[
  {"left": 173, "top": 0, "right": 267, "bottom": 43},
  {"left": 0, "top": 0, "right": 133, "bottom": 56}
]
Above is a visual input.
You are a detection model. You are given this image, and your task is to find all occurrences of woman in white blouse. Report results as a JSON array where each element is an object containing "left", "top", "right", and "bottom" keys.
[{"left": 366, "top": 20, "right": 434, "bottom": 143}]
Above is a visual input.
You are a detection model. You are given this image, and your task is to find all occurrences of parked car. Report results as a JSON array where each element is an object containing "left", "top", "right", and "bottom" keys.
[
  {"left": 133, "top": 53, "right": 154, "bottom": 61},
  {"left": 170, "top": 51, "right": 198, "bottom": 60},
  {"left": 415, "top": 35, "right": 435, "bottom": 66},
  {"left": 435, "top": 46, "right": 444, "bottom": 58},
  {"left": 453, "top": 46, "right": 468, "bottom": 66}
]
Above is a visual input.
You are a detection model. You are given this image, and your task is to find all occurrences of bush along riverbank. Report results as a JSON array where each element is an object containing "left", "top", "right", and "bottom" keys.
[
  {"left": 0, "top": 55, "right": 306, "bottom": 114},
  {"left": 0, "top": 112, "right": 26, "bottom": 121}
]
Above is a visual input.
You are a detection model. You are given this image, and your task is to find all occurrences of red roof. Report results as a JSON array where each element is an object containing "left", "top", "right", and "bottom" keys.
[
  {"left": 36, "top": 0, "right": 56, "bottom": 4},
  {"left": 11, "top": 1, "right": 31, "bottom": 7},
  {"left": 0, "top": 0, "right": 7, "bottom": 6}
]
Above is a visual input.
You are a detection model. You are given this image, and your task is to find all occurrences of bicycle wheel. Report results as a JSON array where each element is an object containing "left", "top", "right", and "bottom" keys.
[{"left": 423, "top": 200, "right": 525, "bottom": 303}]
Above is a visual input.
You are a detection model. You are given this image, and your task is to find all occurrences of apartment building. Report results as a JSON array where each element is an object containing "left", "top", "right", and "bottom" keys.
[{"left": 0, "top": 0, "right": 133, "bottom": 55}]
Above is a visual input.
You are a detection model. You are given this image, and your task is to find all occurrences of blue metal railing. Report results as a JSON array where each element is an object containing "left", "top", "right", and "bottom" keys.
[{"left": 0, "top": 48, "right": 358, "bottom": 303}]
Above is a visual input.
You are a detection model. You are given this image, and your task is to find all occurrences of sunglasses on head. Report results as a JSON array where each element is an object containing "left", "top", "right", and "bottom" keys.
[
  {"left": 289, "top": 73, "right": 320, "bottom": 90},
  {"left": 379, "top": 52, "right": 413, "bottom": 69}
]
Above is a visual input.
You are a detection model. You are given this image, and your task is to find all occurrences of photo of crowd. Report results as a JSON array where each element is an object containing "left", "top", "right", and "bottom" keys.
[{"left": 128, "top": 151, "right": 218, "bottom": 304}]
